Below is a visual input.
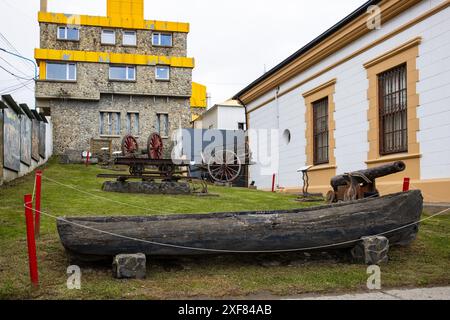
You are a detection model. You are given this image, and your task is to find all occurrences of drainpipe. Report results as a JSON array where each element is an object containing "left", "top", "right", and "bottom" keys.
[
  {"left": 275, "top": 86, "right": 281, "bottom": 190},
  {"left": 236, "top": 97, "right": 248, "bottom": 131},
  {"left": 40, "top": 0, "right": 48, "bottom": 12},
  {"left": 237, "top": 97, "right": 249, "bottom": 188}
]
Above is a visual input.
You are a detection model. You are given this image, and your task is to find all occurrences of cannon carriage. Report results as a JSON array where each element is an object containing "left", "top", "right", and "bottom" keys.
[{"left": 326, "top": 161, "right": 406, "bottom": 203}]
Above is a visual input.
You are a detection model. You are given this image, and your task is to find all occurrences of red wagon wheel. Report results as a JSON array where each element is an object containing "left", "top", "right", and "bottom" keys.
[
  {"left": 121, "top": 135, "right": 139, "bottom": 157},
  {"left": 148, "top": 133, "right": 163, "bottom": 160}
]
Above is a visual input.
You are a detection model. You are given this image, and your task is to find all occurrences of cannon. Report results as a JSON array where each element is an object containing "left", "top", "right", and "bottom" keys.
[{"left": 326, "top": 161, "right": 406, "bottom": 203}]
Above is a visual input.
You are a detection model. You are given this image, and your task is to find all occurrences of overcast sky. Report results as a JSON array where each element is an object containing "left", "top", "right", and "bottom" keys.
[{"left": 0, "top": 0, "right": 367, "bottom": 109}]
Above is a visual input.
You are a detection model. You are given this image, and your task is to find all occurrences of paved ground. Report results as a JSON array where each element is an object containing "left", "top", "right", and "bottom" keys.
[{"left": 294, "top": 287, "right": 450, "bottom": 300}]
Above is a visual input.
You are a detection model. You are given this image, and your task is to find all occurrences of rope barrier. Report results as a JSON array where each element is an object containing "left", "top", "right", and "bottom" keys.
[
  {"left": 23, "top": 202, "right": 449, "bottom": 254},
  {"left": 29, "top": 173, "right": 449, "bottom": 254},
  {"left": 41, "top": 175, "right": 189, "bottom": 215}
]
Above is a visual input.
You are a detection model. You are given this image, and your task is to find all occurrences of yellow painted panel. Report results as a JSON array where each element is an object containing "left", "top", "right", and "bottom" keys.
[
  {"left": 190, "top": 82, "right": 207, "bottom": 108},
  {"left": 34, "top": 48, "right": 195, "bottom": 68},
  {"left": 39, "top": 61, "right": 46, "bottom": 80},
  {"left": 38, "top": 11, "right": 189, "bottom": 33},
  {"left": 107, "top": 0, "right": 144, "bottom": 20}
]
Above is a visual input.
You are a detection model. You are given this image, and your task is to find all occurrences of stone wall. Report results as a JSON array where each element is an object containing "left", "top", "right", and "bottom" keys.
[
  {"left": 45, "top": 94, "right": 191, "bottom": 155},
  {"left": 40, "top": 23, "right": 188, "bottom": 57},
  {"left": 35, "top": 63, "right": 193, "bottom": 100},
  {"left": 191, "top": 107, "right": 206, "bottom": 120}
]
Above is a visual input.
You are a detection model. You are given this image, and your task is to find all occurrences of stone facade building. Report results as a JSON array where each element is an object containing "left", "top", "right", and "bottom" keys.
[{"left": 35, "top": 0, "right": 206, "bottom": 155}]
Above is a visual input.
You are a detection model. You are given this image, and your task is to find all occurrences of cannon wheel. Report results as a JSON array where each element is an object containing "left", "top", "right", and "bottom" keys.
[
  {"left": 148, "top": 133, "right": 163, "bottom": 160},
  {"left": 207, "top": 150, "right": 242, "bottom": 183},
  {"left": 121, "top": 135, "right": 139, "bottom": 157}
]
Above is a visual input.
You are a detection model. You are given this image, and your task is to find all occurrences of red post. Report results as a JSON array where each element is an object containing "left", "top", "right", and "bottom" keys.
[
  {"left": 403, "top": 178, "right": 411, "bottom": 192},
  {"left": 24, "top": 194, "right": 39, "bottom": 287},
  {"left": 34, "top": 170, "right": 42, "bottom": 237},
  {"left": 85, "top": 150, "right": 90, "bottom": 167},
  {"left": 272, "top": 174, "right": 276, "bottom": 193}
]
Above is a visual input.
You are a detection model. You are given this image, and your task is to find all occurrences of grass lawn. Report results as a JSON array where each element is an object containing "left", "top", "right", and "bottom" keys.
[{"left": 0, "top": 158, "right": 449, "bottom": 299}]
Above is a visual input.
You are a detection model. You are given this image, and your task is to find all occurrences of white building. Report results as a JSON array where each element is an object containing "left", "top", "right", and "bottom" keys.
[
  {"left": 193, "top": 99, "right": 246, "bottom": 130},
  {"left": 234, "top": 0, "right": 450, "bottom": 203}
]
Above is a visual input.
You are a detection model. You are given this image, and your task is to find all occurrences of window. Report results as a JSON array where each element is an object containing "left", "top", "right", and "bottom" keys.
[
  {"left": 57, "top": 26, "right": 79, "bottom": 41},
  {"left": 313, "top": 97, "right": 329, "bottom": 165},
  {"left": 46, "top": 62, "right": 76, "bottom": 81},
  {"left": 378, "top": 64, "right": 408, "bottom": 155},
  {"left": 156, "top": 113, "right": 169, "bottom": 137},
  {"left": 99, "top": 112, "right": 121, "bottom": 136},
  {"left": 123, "top": 31, "right": 137, "bottom": 46},
  {"left": 109, "top": 65, "right": 136, "bottom": 81},
  {"left": 127, "top": 112, "right": 140, "bottom": 136},
  {"left": 152, "top": 33, "right": 172, "bottom": 46},
  {"left": 155, "top": 66, "right": 170, "bottom": 81},
  {"left": 101, "top": 29, "right": 116, "bottom": 45},
  {"left": 238, "top": 123, "right": 245, "bottom": 130}
]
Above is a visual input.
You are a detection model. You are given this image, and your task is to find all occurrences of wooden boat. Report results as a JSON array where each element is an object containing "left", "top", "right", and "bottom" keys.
[{"left": 57, "top": 190, "right": 423, "bottom": 260}]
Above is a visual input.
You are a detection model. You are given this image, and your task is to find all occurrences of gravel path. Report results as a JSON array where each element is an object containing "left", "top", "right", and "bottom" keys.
[{"left": 294, "top": 287, "right": 450, "bottom": 300}]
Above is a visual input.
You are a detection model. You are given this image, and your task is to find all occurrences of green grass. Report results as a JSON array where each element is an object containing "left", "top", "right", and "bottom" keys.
[{"left": 0, "top": 157, "right": 449, "bottom": 299}]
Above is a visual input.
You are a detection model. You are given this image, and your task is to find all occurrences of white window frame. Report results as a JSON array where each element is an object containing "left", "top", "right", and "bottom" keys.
[
  {"left": 155, "top": 65, "right": 170, "bottom": 81},
  {"left": 109, "top": 65, "right": 136, "bottom": 81},
  {"left": 57, "top": 26, "right": 80, "bottom": 41},
  {"left": 101, "top": 29, "right": 116, "bottom": 45},
  {"left": 152, "top": 32, "right": 173, "bottom": 47},
  {"left": 123, "top": 30, "right": 137, "bottom": 46},
  {"left": 46, "top": 62, "right": 77, "bottom": 81}
]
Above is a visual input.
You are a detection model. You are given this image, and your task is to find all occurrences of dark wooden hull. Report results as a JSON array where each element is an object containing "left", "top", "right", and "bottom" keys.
[{"left": 57, "top": 190, "right": 423, "bottom": 260}]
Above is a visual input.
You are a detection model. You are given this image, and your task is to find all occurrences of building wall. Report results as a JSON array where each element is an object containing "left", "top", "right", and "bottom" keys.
[
  {"left": 199, "top": 107, "right": 218, "bottom": 130},
  {"left": 40, "top": 23, "right": 188, "bottom": 57},
  {"left": 36, "top": 63, "right": 192, "bottom": 100},
  {"left": 35, "top": 1, "right": 196, "bottom": 156},
  {"left": 2, "top": 118, "right": 52, "bottom": 185},
  {"left": 217, "top": 106, "right": 246, "bottom": 130},
  {"left": 246, "top": 0, "right": 450, "bottom": 202},
  {"left": 46, "top": 94, "right": 190, "bottom": 154}
]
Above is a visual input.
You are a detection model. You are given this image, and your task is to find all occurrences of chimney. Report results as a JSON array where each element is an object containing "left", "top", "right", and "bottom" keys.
[{"left": 40, "top": 0, "right": 47, "bottom": 12}]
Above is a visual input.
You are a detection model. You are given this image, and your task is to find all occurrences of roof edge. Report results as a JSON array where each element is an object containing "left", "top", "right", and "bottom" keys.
[{"left": 233, "top": 0, "right": 381, "bottom": 101}]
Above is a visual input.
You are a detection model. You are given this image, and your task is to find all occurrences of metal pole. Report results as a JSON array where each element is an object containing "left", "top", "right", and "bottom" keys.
[
  {"left": 403, "top": 178, "right": 410, "bottom": 192},
  {"left": 24, "top": 194, "right": 39, "bottom": 287}
]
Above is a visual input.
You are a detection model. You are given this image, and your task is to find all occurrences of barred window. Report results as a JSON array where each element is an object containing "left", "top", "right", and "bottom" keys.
[
  {"left": 99, "top": 112, "right": 121, "bottom": 136},
  {"left": 378, "top": 64, "right": 408, "bottom": 155},
  {"left": 156, "top": 113, "right": 169, "bottom": 137},
  {"left": 313, "top": 97, "right": 329, "bottom": 165}
]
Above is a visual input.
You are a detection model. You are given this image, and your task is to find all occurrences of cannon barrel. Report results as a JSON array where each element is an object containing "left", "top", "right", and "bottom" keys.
[{"left": 331, "top": 161, "right": 406, "bottom": 189}]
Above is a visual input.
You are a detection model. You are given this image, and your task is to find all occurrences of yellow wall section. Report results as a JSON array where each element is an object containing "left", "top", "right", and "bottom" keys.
[
  {"left": 37, "top": 12, "right": 190, "bottom": 33},
  {"left": 107, "top": 0, "right": 144, "bottom": 20},
  {"left": 364, "top": 38, "right": 421, "bottom": 186},
  {"left": 35, "top": 48, "right": 195, "bottom": 68},
  {"left": 190, "top": 82, "right": 207, "bottom": 108},
  {"left": 38, "top": 61, "right": 46, "bottom": 80}
]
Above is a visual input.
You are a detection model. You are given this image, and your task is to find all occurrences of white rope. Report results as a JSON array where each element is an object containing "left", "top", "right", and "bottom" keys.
[
  {"left": 41, "top": 175, "right": 188, "bottom": 215},
  {"left": 31, "top": 173, "right": 37, "bottom": 202},
  {"left": 23, "top": 203, "right": 449, "bottom": 254}
]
